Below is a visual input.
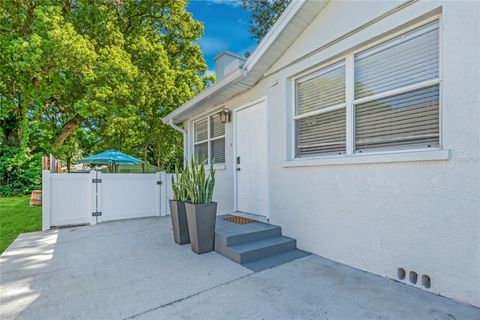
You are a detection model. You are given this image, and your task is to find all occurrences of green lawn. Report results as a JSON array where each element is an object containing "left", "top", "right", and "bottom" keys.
[{"left": 0, "top": 195, "right": 42, "bottom": 254}]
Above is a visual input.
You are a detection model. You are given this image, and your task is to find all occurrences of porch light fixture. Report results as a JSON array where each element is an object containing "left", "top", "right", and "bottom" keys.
[{"left": 218, "top": 108, "right": 231, "bottom": 123}]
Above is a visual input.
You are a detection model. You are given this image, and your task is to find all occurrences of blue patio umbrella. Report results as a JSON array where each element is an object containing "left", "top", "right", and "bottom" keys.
[{"left": 77, "top": 150, "right": 144, "bottom": 172}]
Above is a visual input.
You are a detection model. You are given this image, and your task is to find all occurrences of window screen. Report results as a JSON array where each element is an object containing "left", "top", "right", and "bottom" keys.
[
  {"left": 354, "top": 21, "right": 440, "bottom": 152},
  {"left": 211, "top": 138, "right": 225, "bottom": 163},
  {"left": 194, "top": 119, "right": 208, "bottom": 142},
  {"left": 295, "top": 61, "right": 346, "bottom": 157},
  {"left": 210, "top": 114, "right": 225, "bottom": 138},
  {"left": 355, "top": 85, "right": 439, "bottom": 151},
  {"left": 193, "top": 113, "right": 226, "bottom": 164},
  {"left": 355, "top": 21, "right": 439, "bottom": 99},
  {"left": 296, "top": 108, "right": 346, "bottom": 157},
  {"left": 194, "top": 142, "right": 208, "bottom": 160},
  {"left": 296, "top": 63, "right": 346, "bottom": 115}
]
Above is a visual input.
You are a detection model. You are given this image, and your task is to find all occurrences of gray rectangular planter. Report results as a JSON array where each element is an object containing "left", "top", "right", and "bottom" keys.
[
  {"left": 185, "top": 202, "right": 217, "bottom": 254},
  {"left": 169, "top": 200, "right": 190, "bottom": 245}
]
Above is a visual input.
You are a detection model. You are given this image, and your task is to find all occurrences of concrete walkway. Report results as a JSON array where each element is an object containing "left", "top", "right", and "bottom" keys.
[{"left": 1, "top": 217, "right": 478, "bottom": 320}]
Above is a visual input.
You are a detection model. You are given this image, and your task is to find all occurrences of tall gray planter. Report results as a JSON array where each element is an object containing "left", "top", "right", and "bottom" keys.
[
  {"left": 185, "top": 202, "right": 217, "bottom": 254},
  {"left": 169, "top": 200, "right": 190, "bottom": 245}
]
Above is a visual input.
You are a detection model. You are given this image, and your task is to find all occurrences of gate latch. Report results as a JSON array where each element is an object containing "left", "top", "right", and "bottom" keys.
[
  {"left": 92, "top": 211, "right": 102, "bottom": 217},
  {"left": 156, "top": 181, "right": 162, "bottom": 185},
  {"left": 92, "top": 178, "right": 102, "bottom": 183}
]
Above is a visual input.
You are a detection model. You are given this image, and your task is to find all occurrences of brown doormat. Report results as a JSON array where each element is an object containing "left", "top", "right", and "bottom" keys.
[{"left": 223, "top": 216, "right": 257, "bottom": 224}]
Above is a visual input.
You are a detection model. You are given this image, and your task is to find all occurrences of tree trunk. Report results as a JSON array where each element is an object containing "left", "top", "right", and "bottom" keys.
[
  {"left": 143, "top": 142, "right": 148, "bottom": 162},
  {"left": 53, "top": 116, "right": 81, "bottom": 147}
]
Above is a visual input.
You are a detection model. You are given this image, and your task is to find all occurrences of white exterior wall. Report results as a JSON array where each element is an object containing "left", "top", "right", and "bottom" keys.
[
  {"left": 184, "top": 114, "right": 236, "bottom": 214},
  {"left": 184, "top": 79, "right": 278, "bottom": 215},
  {"left": 184, "top": 1, "right": 480, "bottom": 306}
]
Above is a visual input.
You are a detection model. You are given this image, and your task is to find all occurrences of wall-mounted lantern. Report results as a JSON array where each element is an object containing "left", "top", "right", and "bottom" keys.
[{"left": 218, "top": 108, "right": 231, "bottom": 123}]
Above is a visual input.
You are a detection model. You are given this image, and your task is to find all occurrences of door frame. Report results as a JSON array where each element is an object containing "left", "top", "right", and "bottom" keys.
[{"left": 233, "top": 96, "right": 269, "bottom": 219}]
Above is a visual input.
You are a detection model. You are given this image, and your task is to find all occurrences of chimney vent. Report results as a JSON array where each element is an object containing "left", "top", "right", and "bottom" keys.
[{"left": 214, "top": 51, "right": 246, "bottom": 82}]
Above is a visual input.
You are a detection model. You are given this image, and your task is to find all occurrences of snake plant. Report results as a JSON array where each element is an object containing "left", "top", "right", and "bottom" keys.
[
  {"left": 171, "top": 165, "right": 189, "bottom": 201},
  {"left": 185, "top": 156, "right": 216, "bottom": 205}
]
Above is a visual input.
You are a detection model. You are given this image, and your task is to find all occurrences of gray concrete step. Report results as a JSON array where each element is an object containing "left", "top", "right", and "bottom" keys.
[
  {"left": 217, "top": 225, "right": 282, "bottom": 247},
  {"left": 228, "top": 236, "right": 297, "bottom": 264},
  {"left": 243, "top": 249, "right": 311, "bottom": 272},
  {"left": 215, "top": 215, "right": 307, "bottom": 270},
  {"left": 215, "top": 215, "right": 281, "bottom": 246}
]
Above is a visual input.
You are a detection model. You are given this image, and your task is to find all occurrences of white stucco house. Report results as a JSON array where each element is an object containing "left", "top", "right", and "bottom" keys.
[{"left": 163, "top": 0, "right": 480, "bottom": 308}]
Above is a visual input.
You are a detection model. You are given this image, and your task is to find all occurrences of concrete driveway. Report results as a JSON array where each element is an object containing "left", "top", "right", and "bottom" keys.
[{"left": 1, "top": 217, "right": 478, "bottom": 320}]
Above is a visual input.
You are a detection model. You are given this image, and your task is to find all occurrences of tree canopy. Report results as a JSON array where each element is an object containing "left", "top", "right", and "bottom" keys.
[
  {"left": 0, "top": 0, "right": 212, "bottom": 195},
  {"left": 239, "top": 0, "right": 291, "bottom": 43}
]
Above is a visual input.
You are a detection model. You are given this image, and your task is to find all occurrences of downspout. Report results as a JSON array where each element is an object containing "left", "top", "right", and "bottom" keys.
[{"left": 168, "top": 119, "right": 188, "bottom": 166}]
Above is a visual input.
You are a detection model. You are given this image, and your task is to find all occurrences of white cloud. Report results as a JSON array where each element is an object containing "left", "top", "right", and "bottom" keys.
[
  {"left": 208, "top": 0, "right": 241, "bottom": 7},
  {"left": 205, "top": 69, "right": 216, "bottom": 76}
]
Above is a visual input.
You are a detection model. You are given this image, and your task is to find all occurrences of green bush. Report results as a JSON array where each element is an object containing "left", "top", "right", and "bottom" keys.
[{"left": 0, "top": 146, "right": 41, "bottom": 196}]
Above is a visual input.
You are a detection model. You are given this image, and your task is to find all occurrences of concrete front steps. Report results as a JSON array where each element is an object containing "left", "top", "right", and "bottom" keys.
[{"left": 215, "top": 215, "right": 310, "bottom": 272}]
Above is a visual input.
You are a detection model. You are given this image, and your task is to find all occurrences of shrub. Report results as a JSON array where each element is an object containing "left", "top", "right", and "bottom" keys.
[{"left": 0, "top": 146, "right": 41, "bottom": 196}]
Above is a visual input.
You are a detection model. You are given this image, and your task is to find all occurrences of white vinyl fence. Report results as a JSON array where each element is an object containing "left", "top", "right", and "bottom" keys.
[{"left": 42, "top": 170, "right": 175, "bottom": 230}]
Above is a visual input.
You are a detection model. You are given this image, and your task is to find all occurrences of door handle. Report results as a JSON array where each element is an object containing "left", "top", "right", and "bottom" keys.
[{"left": 236, "top": 167, "right": 241, "bottom": 171}]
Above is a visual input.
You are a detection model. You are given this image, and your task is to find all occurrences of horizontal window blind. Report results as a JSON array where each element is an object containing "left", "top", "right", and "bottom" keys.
[
  {"left": 211, "top": 138, "right": 225, "bottom": 164},
  {"left": 210, "top": 114, "right": 225, "bottom": 138},
  {"left": 296, "top": 62, "right": 345, "bottom": 115},
  {"left": 290, "top": 20, "right": 441, "bottom": 159},
  {"left": 295, "top": 61, "right": 346, "bottom": 158},
  {"left": 296, "top": 108, "right": 346, "bottom": 157},
  {"left": 194, "top": 119, "right": 208, "bottom": 142},
  {"left": 354, "top": 21, "right": 439, "bottom": 99},
  {"left": 194, "top": 142, "right": 208, "bottom": 160},
  {"left": 355, "top": 85, "right": 439, "bottom": 151},
  {"left": 193, "top": 113, "right": 226, "bottom": 164}
]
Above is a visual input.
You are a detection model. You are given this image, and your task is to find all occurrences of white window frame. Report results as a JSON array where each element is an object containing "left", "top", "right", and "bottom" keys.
[
  {"left": 192, "top": 112, "right": 226, "bottom": 165},
  {"left": 293, "top": 60, "right": 347, "bottom": 157},
  {"left": 288, "top": 16, "right": 445, "bottom": 165}
]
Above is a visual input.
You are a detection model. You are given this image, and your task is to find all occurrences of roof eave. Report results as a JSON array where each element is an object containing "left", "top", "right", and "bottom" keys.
[
  {"left": 162, "top": 68, "right": 247, "bottom": 124},
  {"left": 163, "top": 0, "right": 326, "bottom": 124},
  {"left": 241, "top": 0, "right": 307, "bottom": 73}
]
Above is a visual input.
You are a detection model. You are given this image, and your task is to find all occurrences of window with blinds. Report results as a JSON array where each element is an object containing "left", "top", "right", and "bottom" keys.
[
  {"left": 292, "top": 20, "right": 441, "bottom": 159},
  {"left": 354, "top": 21, "right": 440, "bottom": 152},
  {"left": 193, "top": 119, "right": 208, "bottom": 160},
  {"left": 210, "top": 114, "right": 226, "bottom": 163},
  {"left": 295, "top": 61, "right": 346, "bottom": 157},
  {"left": 194, "top": 143, "right": 208, "bottom": 160},
  {"left": 193, "top": 113, "right": 226, "bottom": 164},
  {"left": 355, "top": 85, "right": 439, "bottom": 150}
]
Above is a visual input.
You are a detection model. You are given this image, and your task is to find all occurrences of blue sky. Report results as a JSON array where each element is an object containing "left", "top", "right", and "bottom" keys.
[{"left": 187, "top": 0, "right": 257, "bottom": 74}]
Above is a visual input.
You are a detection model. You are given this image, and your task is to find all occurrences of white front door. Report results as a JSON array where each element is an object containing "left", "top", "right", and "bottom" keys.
[{"left": 235, "top": 99, "right": 268, "bottom": 216}]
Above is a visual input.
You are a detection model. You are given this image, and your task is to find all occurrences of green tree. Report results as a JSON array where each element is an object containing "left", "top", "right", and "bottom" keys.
[
  {"left": 0, "top": 0, "right": 209, "bottom": 194},
  {"left": 239, "top": 0, "right": 291, "bottom": 43}
]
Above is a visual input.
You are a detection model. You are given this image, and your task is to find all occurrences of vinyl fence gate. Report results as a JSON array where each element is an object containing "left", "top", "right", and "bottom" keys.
[{"left": 42, "top": 170, "right": 175, "bottom": 230}]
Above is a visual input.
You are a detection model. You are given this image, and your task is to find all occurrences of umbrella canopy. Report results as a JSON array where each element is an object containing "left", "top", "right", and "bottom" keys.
[{"left": 77, "top": 150, "right": 144, "bottom": 165}]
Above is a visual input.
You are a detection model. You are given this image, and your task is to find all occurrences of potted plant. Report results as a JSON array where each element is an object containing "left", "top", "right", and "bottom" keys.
[
  {"left": 184, "top": 157, "right": 217, "bottom": 254},
  {"left": 169, "top": 166, "right": 190, "bottom": 245}
]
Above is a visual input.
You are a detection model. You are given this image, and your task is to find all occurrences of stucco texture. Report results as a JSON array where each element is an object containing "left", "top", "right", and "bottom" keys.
[{"left": 184, "top": 0, "right": 480, "bottom": 307}]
